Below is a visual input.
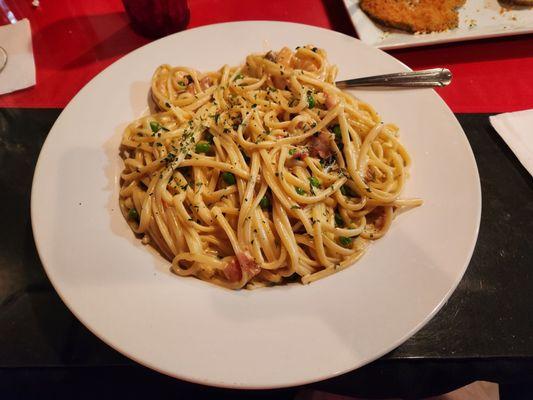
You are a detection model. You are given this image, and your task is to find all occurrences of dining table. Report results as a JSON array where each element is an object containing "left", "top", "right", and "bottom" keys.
[{"left": 1, "top": 0, "right": 532, "bottom": 398}]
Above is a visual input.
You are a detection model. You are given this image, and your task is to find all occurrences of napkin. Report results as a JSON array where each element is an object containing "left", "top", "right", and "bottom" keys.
[
  {"left": 0, "top": 19, "right": 36, "bottom": 95},
  {"left": 489, "top": 109, "right": 533, "bottom": 177}
]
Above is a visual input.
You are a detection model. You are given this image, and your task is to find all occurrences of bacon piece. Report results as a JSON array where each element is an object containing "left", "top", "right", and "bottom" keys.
[
  {"left": 367, "top": 208, "right": 386, "bottom": 230},
  {"left": 365, "top": 168, "right": 376, "bottom": 182},
  {"left": 174, "top": 72, "right": 189, "bottom": 90},
  {"left": 272, "top": 75, "right": 288, "bottom": 90},
  {"left": 223, "top": 251, "right": 261, "bottom": 282},
  {"left": 268, "top": 48, "right": 292, "bottom": 90},
  {"left": 186, "top": 84, "right": 196, "bottom": 95},
  {"left": 223, "top": 258, "right": 241, "bottom": 282},
  {"left": 293, "top": 151, "right": 308, "bottom": 160},
  {"left": 308, "top": 132, "right": 333, "bottom": 159},
  {"left": 200, "top": 77, "right": 212, "bottom": 90},
  {"left": 236, "top": 252, "right": 261, "bottom": 278},
  {"left": 276, "top": 47, "right": 293, "bottom": 67},
  {"left": 325, "top": 92, "right": 338, "bottom": 110},
  {"left": 264, "top": 51, "right": 277, "bottom": 62},
  {"left": 293, "top": 57, "right": 318, "bottom": 72},
  {"left": 374, "top": 213, "right": 385, "bottom": 230}
]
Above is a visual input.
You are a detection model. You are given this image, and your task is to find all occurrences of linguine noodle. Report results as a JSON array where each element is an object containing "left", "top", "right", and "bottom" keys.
[{"left": 119, "top": 45, "right": 422, "bottom": 289}]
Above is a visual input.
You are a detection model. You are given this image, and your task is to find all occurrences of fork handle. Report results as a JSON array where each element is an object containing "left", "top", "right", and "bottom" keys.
[{"left": 335, "top": 68, "right": 452, "bottom": 88}]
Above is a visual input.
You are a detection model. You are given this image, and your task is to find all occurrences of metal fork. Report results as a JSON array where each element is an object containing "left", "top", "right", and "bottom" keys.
[{"left": 336, "top": 68, "right": 452, "bottom": 88}]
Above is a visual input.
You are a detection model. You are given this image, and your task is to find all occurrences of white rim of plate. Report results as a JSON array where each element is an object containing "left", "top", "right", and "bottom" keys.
[{"left": 31, "top": 21, "right": 481, "bottom": 389}]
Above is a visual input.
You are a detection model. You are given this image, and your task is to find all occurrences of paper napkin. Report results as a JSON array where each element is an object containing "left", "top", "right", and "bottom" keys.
[
  {"left": 0, "top": 19, "right": 36, "bottom": 95},
  {"left": 489, "top": 109, "right": 533, "bottom": 177}
]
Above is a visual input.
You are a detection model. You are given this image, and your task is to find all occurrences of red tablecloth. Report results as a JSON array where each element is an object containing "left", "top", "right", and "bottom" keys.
[{"left": 1, "top": 0, "right": 532, "bottom": 112}]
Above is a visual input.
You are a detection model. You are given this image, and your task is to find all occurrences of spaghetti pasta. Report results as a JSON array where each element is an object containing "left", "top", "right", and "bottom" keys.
[{"left": 119, "top": 45, "right": 422, "bottom": 289}]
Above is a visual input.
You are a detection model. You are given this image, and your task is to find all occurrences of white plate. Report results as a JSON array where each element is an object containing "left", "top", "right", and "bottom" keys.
[
  {"left": 343, "top": 0, "right": 533, "bottom": 49},
  {"left": 31, "top": 21, "right": 481, "bottom": 389}
]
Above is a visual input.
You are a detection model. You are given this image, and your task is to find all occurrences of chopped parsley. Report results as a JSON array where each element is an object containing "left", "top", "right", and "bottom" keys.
[
  {"left": 289, "top": 148, "right": 296, "bottom": 155},
  {"left": 340, "top": 185, "right": 356, "bottom": 197},
  {"left": 150, "top": 121, "right": 169, "bottom": 133},
  {"left": 150, "top": 121, "right": 161, "bottom": 133},
  {"left": 296, "top": 187, "right": 306, "bottom": 195},
  {"left": 309, "top": 176, "right": 320, "bottom": 188},
  {"left": 332, "top": 124, "right": 341, "bottom": 140},
  {"left": 335, "top": 213, "right": 344, "bottom": 227},
  {"left": 307, "top": 91, "right": 315, "bottom": 109},
  {"left": 339, "top": 236, "right": 353, "bottom": 247},
  {"left": 259, "top": 196, "right": 270, "bottom": 209}
]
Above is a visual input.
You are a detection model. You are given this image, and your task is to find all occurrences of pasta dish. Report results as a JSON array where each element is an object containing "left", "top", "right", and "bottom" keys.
[{"left": 119, "top": 45, "right": 421, "bottom": 289}]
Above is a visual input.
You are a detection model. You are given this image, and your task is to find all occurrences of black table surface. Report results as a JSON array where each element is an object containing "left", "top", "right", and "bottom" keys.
[{"left": 1, "top": 109, "right": 532, "bottom": 398}]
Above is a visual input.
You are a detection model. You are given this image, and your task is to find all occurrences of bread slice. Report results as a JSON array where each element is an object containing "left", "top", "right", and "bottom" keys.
[{"left": 360, "top": 0, "right": 466, "bottom": 33}]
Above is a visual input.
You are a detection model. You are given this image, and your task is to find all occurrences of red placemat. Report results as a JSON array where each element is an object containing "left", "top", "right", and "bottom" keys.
[{"left": 0, "top": 0, "right": 532, "bottom": 112}]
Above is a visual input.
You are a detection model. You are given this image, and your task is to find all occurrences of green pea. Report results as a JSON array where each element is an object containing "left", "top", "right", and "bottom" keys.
[
  {"left": 222, "top": 172, "right": 236, "bottom": 185},
  {"left": 128, "top": 208, "right": 139, "bottom": 222},
  {"left": 195, "top": 141, "right": 211, "bottom": 153}
]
